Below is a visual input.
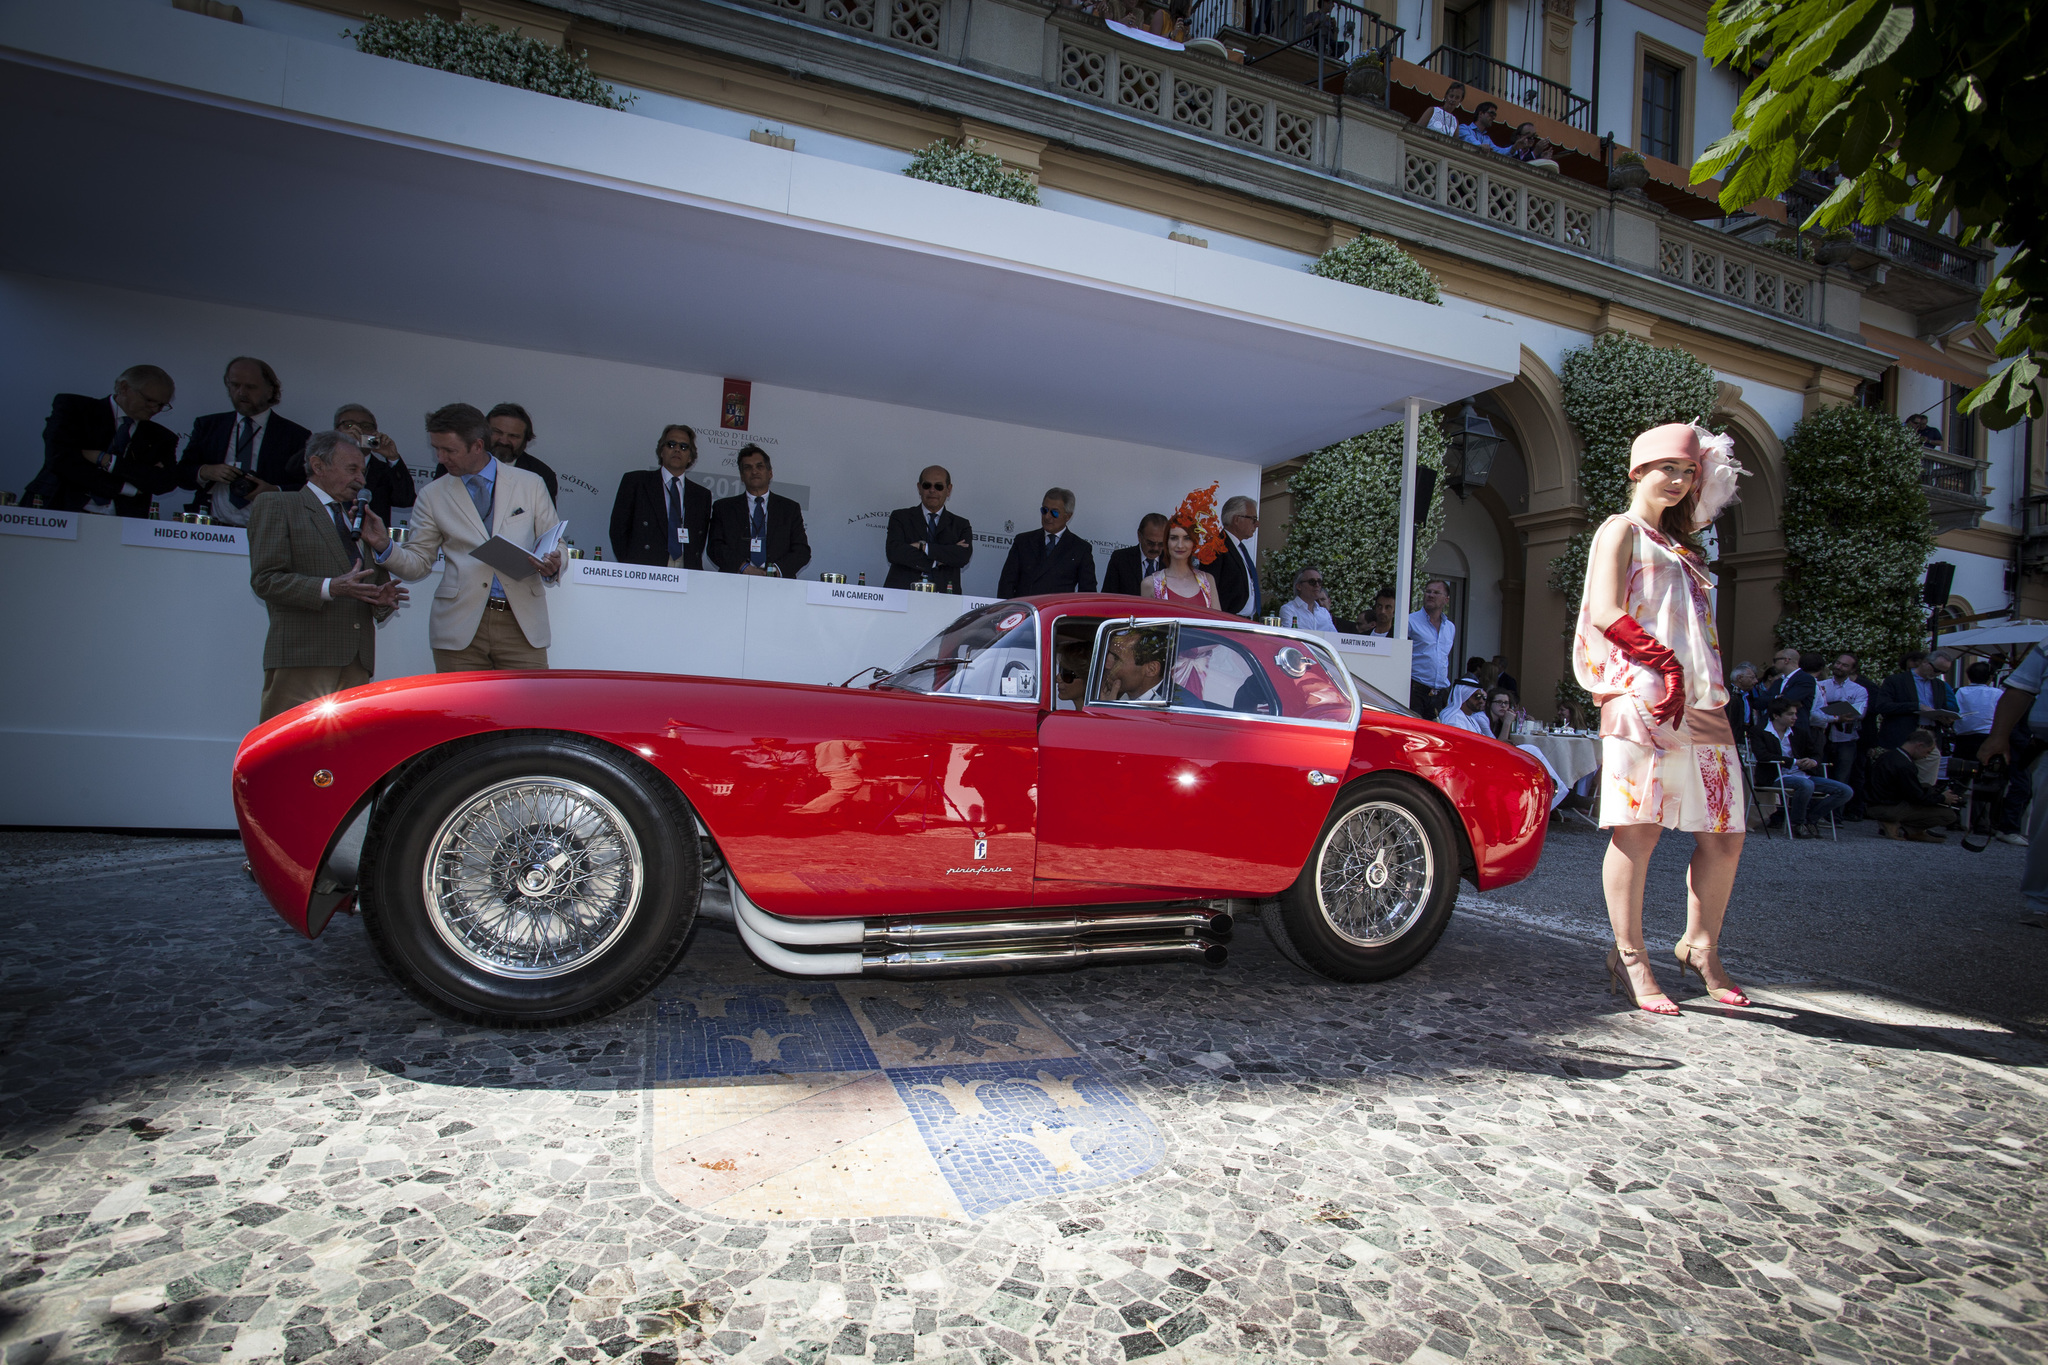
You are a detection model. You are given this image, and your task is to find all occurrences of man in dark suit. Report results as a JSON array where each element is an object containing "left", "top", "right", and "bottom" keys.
[
  {"left": 1723, "top": 661, "right": 1764, "bottom": 743},
  {"left": 883, "top": 465, "right": 973, "bottom": 591},
  {"left": 708, "top": 443, "right": 810, "bottom": 577},
  {"left": 1209, "top": 494, "right": 1262, "bottom": 617},
  {"left": 176, "top": 356, "right": 310, "bottom": 526},
  {"left": 997, "top": 487, "right": 1096, "bottom": 597},
  {"left": 612, "top": 424, "right": 712, "bottom": 569},
  {"left": 1764, "top": 647, "right": 1819, "bottom": 730},
  {"left": 1101, "top": 513, "right": 1169, "bottom": 595},
  {"left": 332, "top": 403, "right": 417, "bottom": 525},
  {"left": 1873, "top": 648, "right": 1961, "bottom": 749},
  {"left": 22, "top": 365, "right": 181, "bottom": 516},
  {"left": 246, "top": 432, "right": 406, "bottom": 721}
]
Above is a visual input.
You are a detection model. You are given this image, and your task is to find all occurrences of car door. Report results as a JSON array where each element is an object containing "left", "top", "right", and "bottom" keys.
[{"left": 1035, "top": 619, "right": 1358, "bottom": 897}]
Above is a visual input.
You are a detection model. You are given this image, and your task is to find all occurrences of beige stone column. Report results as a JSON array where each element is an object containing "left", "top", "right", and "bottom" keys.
[
  {"left": 1541, "top": 0, "right": 1574, "bottom": 93},
  {"left": 1716, "top": 547, "right": 1787, "bottom": 674},
  {"left": 1802, "top": 365, "right": 1862, "bottom": 416},
  {"left": 1511, "top": 505, "right": 1589, "bottom": 712}
]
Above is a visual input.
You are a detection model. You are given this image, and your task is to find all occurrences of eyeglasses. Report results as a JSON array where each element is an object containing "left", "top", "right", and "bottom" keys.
[
  {"left": 1058, "top": 669, "right": 1080, "bottom": 683},
  {"left": 1300, "top": 576, "right": 1323, "bottom": 585},
  {"left": 921, "top": 481, "right": 948, "bottom": 491},
  {"left": 660, "top": 441, "right": 694, "bottom": 452},
  {"left": 1040, "top": 506, "right": 1065, "bottom": 518}
]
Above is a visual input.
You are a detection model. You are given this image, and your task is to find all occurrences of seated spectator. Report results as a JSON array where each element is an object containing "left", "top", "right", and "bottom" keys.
[
  {"left": 1457, "top": 101, "right": 1504, "bottom": 152},
  {"left": 1416, "top": 81, "right": 1466, "bottom": 136},
  {"left": 23, "top": 365, "right": 180, "bottom": 516},
  {"left": 1906, "top": 412, "right": 1943, "bottom": 449},
  {"left": 1096, "top": 626, "right": 1172, "bottom": 703},
  {"left": 1055, "top": 640, "right": 1091, "bottom": 709},
  {"left": 1753, "top": 696, "right": 1851, "bottom": 837},
  {"left": 176, "top": 356, "right": 309, "bottom": 526},
  {"left": 1103, "top": 514, "right": 1169, "bottom": 595},
  {"left": 1278, "top": 567, "right": 1334, "bottom": 630},
  {"left": 331, "top": 404, "right": 417, "bottom": 525},
  {"left": 708, "top": 444, "right": 810, "bottom": 577},
  {"left": 1486, "top": 687, "right": 1516, "bottom": 740},
  {"left": 1865, "top": 728, "right": 1962, "bottom": 841},
  {"left": 1506, "top": 124, "right": 1561, "bottom": 170},
  {"left": 1465, "top": 655, "right": 1500, "bottom": 693},
  {"left": 611, "top": 425, "right": 712, "bottom": 569},
  {"left": 1437, "top": 678, "right": 1491, "bottom": 732},
  {"left": 1954, "top": 659, "right": 2002, "bottom": 759},
  {"left": 1490, "top": 654, "right": 1519, "bottom": 697}
]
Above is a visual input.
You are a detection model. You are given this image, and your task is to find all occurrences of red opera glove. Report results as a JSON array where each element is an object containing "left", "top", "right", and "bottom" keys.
[{"left": 1603, "top": 616, "right": 1686, "bottom": 728}]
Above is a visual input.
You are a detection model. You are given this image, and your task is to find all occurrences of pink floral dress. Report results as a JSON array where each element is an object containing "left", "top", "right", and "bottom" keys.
[{"left": 1573, "top": 514, "right": 1740, "bottom": 833}]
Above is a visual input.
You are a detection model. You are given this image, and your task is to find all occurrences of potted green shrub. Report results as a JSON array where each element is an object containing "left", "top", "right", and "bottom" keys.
[{"left": 1608, "top": 149, "right": 1649, "bottom": 193}]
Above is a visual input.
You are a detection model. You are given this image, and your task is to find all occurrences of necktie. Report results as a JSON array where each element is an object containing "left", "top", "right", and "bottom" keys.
[
  {"left": 666, "top": 477, "right": 684, "bottom": 560},
  {"left": 1242, "top": 542, "right": 1261, "bottom": 616},
  {"left": 109, "top": 416, "right": 133, "bottom": 459},
  {"left": 1143, "top": 556, "right": 1158, "bottom": 577},
  {"left": 750, "top": 497, "right": 767, "bottom": 567},
  {"left": 1046, "top": 533, "right": 1056, "bottom": 553},
  {"left": 234, "top": 416, "right": 256, "bottom": 469},
  {"left": 926, "top": 512, "right": 939, "bottom": 551},
  {"left": 328, "top": 501, "right": 362, "bottom": 570}
]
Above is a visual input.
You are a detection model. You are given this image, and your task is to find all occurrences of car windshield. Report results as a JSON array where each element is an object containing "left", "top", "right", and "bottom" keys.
[
  {"left": 1350, "top": 672, "right": 1412, "bottom": 716},
  {"left": 876, "top": 602, "right": 1040, "bottom": 701}
]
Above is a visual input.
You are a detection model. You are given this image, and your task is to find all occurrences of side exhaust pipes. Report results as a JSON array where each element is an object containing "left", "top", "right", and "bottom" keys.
[{"left": 725, "top": 874, "right": 1230, "bottom": 978}]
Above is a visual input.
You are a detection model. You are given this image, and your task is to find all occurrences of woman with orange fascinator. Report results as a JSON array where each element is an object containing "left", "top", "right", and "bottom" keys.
[
  {"left": 1576, "top": 422, "right": 1752, "bottom": 1016},
  {"left": 1143, "top": 485, "right": 1224, "bottom": 611}
]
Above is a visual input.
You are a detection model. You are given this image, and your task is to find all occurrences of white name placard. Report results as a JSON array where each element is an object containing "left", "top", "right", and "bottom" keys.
[
  {"left": 807, "top": 581, "right": 906, "bottom": 612},
  {"left": 569, "top": 560, "right": 688, "bottom": 593},
  {"left": 122, "top": 519, "right": 248, "bottom": 555},
  {"left": 0, "top": 508, "right": 79, "bottom": 540},
  {"left": 1327, "top": 632, "right": 1394, "bottom": 656},
  {"left": 961, "top": 595, "right": 1000, "bottom": 611}
]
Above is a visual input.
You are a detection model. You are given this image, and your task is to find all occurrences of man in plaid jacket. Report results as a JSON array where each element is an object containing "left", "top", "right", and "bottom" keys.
[{"left": 247, "top": 432, "right": 407, "bottom": 722}]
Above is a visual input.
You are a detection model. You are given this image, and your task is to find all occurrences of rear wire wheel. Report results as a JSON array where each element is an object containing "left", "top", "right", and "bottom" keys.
[
  {"left": 1269, "top": 776, "right": 1458, "bottom": 981},
  {"left": 362, "top": 735, "right": 700, "bottom": 1025}
]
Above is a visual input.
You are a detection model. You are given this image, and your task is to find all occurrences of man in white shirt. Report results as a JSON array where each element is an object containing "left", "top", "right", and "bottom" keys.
[
  {"left": 1277, "top": 567, "right": 1335, "bottom": 632},
  {"left": 1407, "top": 578, "right": 1456, "bottom": 718},
  {"left": 1813, "top": 651, "right": 1870, "bottom": 796}
]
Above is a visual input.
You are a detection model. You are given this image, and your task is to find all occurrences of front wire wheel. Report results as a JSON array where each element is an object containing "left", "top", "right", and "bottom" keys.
[{"left": 1269, "top": 777, "right": 1458, "bottom": 981}]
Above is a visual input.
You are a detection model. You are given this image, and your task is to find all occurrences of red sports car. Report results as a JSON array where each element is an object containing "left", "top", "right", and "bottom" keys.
[{"left": 235, "top": 595, "right": 1551, "bottom": 1024}]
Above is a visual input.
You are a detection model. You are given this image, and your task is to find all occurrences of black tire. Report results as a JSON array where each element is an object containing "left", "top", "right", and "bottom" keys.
[
  {"left": 1269, "top": 775, "right": 1458, "bottom": 982},
  {"left": 361, "top": 734, "right": 700, "bottom": 1026}
]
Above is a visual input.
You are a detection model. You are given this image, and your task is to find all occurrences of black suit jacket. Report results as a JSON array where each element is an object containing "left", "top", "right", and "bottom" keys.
[
  {"left": 23, "top": 394, "right": 180, "bottom": 515},
  {"left": 708, "top": 490, "right": 811, "bottom": 577},
  {"left": 436, "top": 450, "right": 558, "bottom": 505},
  {"left": 1764, "top": 668, "right": 1817, "bottom": 730},
  {"left": 1751, "top": 723, "right": 1825, "bottom": 784},
  {"left": 883, "top": 505, "right": 973, "bottom": 591},
  {"left": 1209, "top": 537, "right": 1260, "bottom": 616},
  {"left": 1102, "top": 545, "right": 1163, "bottom": 596},
  {"left": 1872, "top": 669, "right": 1959, "bottom": 748},
  {"left": 362, "top": 453, "right": 416, "bottom": 525},
  {"left": 611, "top": 469, "right": 712, "bottom": 569},
  {"left": 176, "top": 410, "right": 311, "bottom": 508},
  {"left": 1723, "top": 687, "right": 1763, "bottom": 745},
  {"left": 997, "top": 529, "right": 1097, "bottom": 597}
]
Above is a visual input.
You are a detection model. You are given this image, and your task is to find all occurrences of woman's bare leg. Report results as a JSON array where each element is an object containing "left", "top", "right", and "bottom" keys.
[
  {"left": 1680, "top": 831, "right": 1747, "bottom": 994},
  {"left": 1603, "top": 823, "right": 1669, "bottom": 1000}
]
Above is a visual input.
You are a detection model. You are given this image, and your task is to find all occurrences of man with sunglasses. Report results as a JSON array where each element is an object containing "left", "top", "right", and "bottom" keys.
[
  {"left": 23, "top": 364, "right": 181, "bottom": 516},
  {"left": 884, "top": 465, "right": 973, "bottom": 591},
  {"left": 611, "top": 424, "right": 711, "bottom": 569},
  {"left": 997, "top": 487, "right": 1096, "bottom": 597}
]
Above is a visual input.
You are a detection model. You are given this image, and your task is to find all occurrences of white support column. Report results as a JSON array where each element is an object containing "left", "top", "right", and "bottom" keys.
[{"left": 1394, "top": 395, "right": 1421, "bottom": 641}]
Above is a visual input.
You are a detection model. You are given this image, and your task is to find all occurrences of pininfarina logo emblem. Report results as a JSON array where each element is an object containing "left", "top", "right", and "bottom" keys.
[{"left": 973, "top": 837, "right": 988, "bottom": 861}]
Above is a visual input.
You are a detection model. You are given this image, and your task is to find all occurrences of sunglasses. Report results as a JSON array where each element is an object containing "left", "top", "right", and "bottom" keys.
[
  {"left": 660, "top": 440, "right": 694, "bottom": 452},
  {"left": 920, "top": 481, "right": 948, "bottom": 491},
  {"left": 1058, "top": 669, "right": 1080, "bottom": 683},
  {"left": 1040, "top": 507, "right": 1066, "bottom": 518}
]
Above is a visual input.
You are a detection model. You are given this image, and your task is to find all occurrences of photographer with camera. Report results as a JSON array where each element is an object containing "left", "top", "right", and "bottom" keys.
[
  {"left": 1865, "top": 728, "right": 1963, "bottom": 843},
  {"left": 1972, "top": 646, "right": 2048, "bottom": 901},
  {"left": 332, "top": 404, "right": 416, "bottom": 525}
]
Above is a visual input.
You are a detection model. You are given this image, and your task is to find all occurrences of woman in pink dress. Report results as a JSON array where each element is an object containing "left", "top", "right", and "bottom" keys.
[
  {"left": 1575, "top": 422, "right": 1751, "bottom": 1016},
  {"left": 1141, "top": 519, "right": 1220, "bottom": 610}
]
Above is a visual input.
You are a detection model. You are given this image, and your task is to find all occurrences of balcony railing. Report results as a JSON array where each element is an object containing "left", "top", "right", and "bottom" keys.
[
  {"left": 1922, "top": 450, "right": 1979, "bottom": 497},
  {"left": 1422, "top": 45, "right": 1590, "bottom": 132},
  {"left": 1657, "top": 221, "right": 1820, "bottom": 324},
  {"left": 756, "top": 0, "right": 946, "bottom": 50},
  {"left": 1188, "top": 0, "right": 1403, "bottom": 67},
  {"left": 1780, "top": 181, "right": 1986, "bottom": 287},
  {"left": 1399, "top": 133, "right": 1603, "bottom": 255}
]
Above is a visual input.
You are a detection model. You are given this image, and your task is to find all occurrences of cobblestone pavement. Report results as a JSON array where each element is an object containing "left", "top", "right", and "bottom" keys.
[{"left": 2, "top": 833, "right": 2044, "bottom": 1365}]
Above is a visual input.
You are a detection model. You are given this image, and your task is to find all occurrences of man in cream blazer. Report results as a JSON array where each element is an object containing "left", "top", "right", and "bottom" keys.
[{"left": 360, "top": 403, "right": 563, "bottom": 672}]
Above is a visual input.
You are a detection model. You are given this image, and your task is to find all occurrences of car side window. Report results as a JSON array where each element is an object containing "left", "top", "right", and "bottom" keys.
[
  {"left": 1090, "top": 624, "right": 1176, "bottom": 707},
  {"left": 1176, "top": 627, "right": 1353, "bottom": 723}
]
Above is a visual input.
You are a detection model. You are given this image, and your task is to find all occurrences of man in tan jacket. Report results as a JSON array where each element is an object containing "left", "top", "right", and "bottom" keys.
[
  {"left": 247, "top": 432, "right": 407, "bottom": 721},
  {"left": 360, "top": 403, "right": 563, "bottom": 672}
]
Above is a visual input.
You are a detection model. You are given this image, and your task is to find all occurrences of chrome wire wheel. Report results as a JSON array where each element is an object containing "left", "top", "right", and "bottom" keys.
[
  {"left": 1314, "top": 800, "right": 1435, "bottom": 947},
  {"left": 422, "top": 777, "right": 643, "bottom": 979}
]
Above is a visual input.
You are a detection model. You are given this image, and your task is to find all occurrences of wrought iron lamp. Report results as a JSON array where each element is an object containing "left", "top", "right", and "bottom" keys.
[{"left": 1443, "top": 401, "right": 1503, "bottom": 498}]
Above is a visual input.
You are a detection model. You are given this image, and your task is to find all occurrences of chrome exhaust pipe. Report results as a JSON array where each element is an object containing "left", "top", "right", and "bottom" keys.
[
  {"left": 863, "top": 907, "right": 1229, "bottom": 948},
  {"left": 864, "top": 936, "right": 1227, "bottom": 978}
]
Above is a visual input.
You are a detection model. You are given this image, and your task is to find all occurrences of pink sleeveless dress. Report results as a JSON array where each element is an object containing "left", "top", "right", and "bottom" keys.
[
  {"left": 1572, "top": 514, "right": 1739, "bottom": 833},
  {"left": 1151, "top": 573, "right": 1218, "bottom": 610}
]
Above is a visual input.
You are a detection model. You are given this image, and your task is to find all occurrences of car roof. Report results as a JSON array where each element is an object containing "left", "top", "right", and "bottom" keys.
[{"left": 1012, "top": 593, "right": 1248, "bottom": 624}]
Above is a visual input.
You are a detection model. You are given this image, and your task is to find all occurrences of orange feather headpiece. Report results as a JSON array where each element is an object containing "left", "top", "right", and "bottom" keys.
[{"left": 1169, "top": 482, "right": 1227, "bottom": 565}]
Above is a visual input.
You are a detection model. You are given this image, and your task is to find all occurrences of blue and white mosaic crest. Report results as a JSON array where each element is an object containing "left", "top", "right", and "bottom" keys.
[{"left": 648, "top": 980, "right": 1161, "bottom": 1222}]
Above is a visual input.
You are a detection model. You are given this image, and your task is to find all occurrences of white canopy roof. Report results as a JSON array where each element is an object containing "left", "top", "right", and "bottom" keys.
[{"left": 1932, "top": 621, "right": 2048, "bottom": 649}]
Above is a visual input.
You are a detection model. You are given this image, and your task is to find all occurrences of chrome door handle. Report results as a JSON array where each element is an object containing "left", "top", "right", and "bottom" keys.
[{"left": 1307, "top": 770, "right": 1338, "bottom": 786}]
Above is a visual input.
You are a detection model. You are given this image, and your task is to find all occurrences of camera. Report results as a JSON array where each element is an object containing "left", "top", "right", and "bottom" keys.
[
  {"left": 1947, "top": 756, "right": 2008, "bottom": 853},
  {"left": 359, "top": 433, "right": 382, "bottom": 450}
]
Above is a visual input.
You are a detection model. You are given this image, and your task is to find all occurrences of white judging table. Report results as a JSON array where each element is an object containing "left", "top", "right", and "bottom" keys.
[{"left": 1, "top": 514, "right": 1410, "bottom": 828}]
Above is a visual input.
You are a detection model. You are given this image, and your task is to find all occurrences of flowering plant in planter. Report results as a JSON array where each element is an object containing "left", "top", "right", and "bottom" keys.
[
  {"left": 347, "top": 15, "right": 634, "bottom": 110},
  {"left": 903, "top": 139, "right": 1041, "bottom": 206},
  {"left": 1308, "top": 236, "right": 1442, "bottom": 305}
]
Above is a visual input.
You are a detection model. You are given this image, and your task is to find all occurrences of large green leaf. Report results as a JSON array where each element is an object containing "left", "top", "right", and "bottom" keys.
[
  {"left": 1771, "top": 0, "right": 1877, "bottom": 83},
  {"left": 1833, "top": 3, "right": 1915, "bottom": 81}
]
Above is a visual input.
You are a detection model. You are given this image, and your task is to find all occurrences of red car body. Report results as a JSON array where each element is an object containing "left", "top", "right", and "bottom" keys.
[{"left": 235, "top": 595, "right": 1550, "bottom": 941}]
